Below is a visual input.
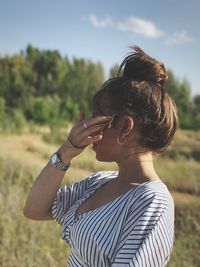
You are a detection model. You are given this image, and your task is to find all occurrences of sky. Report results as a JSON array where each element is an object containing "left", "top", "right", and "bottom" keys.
[{"left": 0, "top": 0, "right": 199, "bottom": 96}]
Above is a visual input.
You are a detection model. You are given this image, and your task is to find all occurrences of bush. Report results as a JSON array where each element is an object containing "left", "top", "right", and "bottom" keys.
[
  {"left": 28, "top": 96, "right": 60, "bottom": 124},
  {"left": 0, "top": 97, "right": 6, "bottom": 132},
  {"left": 11, "top": 109, "right": 27, "bottom": 133},
  {"left": 60, "top": 96, "right": 79, "bottom": 121},
  {"left": 0, "top": 97, "right": 5, "bottom": 120},
  {"left": 0, "top": 109, "right": 27, "bottom": 134},
  {"left": 42, "top": 125, "right": 66, "bottom": 145},
  {"left": 192, "top": 113, "right": 200, "bottom": 130}
]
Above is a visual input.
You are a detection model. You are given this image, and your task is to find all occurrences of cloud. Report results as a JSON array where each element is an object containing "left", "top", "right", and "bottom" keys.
[
  {"left": 165, "top": 31, "right": 194, "bottom": 45},
  {"left": 118, "top": 16, "right": 163, "bottom": 38},
  {"left": 87, "top": 15, "right": 193, "bottom": 45},
  {"left": 87, "top": 15, "right": 163, "bottom": 39},
  {"left": 88, "top": 15, "right": 114, "bottom": 28}
]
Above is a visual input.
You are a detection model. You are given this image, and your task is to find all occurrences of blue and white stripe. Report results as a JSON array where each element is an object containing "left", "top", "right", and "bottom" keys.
[{"left": 52, "top": 171, "right": 174, "bottom": 267}]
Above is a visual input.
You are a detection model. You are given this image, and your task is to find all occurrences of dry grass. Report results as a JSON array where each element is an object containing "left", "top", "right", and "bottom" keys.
[
  {"left": 0, "top": 133, "right": 117, "bottom": 182},
  {"left": 0, "top": 134, "right": 53, "bottom": 168},
  {"left": 171, "top": 191, "right": 200, "bottom": 206},
  {"left": 1, "top": 131, "right": 200, "bottom": 190},
  {"left": 0, "top": 130, "right": 200, "bottom": 267},
  {"left": 1, "top": 130, "right": 200, "bottom": 196}
]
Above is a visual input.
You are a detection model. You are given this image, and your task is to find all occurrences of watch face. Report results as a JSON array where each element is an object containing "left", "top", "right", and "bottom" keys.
[{"left": 51, "top": 153, "right": 58, "bottom": 165}]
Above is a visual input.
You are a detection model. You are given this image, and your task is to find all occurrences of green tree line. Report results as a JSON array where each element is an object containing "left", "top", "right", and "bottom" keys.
[{"left": 0, "top": 45, "right": 200, "bottom": 131}]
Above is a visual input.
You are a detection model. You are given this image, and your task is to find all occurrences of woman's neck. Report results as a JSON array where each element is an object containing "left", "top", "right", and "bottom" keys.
[{"left": 116, "top": 150, "right": 160, "bottom": 184}]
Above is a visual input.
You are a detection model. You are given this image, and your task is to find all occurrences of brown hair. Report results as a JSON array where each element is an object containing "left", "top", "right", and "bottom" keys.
[{"left": 93, "top": 46, "right": 178, "bottom": 153}]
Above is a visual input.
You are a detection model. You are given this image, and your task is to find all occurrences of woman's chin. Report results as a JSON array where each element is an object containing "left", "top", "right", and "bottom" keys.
[
  {"left": 93, "top": 151, "right": 113, "bottom": 162},
  {"left": 92, "top": 144, "right": 114, "bottom": 162},
  {"left": 93, "top": 151, "right": 103, "bottom": 161},
  {"left": 92, "top": 148, "right": 105, "bottom": 162}
]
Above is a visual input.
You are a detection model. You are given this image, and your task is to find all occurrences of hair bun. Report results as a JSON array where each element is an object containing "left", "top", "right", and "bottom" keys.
[{"left": 118, "top": 46, "right": 168, "bottom": 85}]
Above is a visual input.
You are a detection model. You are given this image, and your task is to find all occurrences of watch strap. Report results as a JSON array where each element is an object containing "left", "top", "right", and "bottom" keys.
[{"left": 51, "top": 152, "right": 70, "bottom": 171}]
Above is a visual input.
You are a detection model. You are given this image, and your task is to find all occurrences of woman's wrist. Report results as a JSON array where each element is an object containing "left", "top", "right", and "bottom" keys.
[{"left": 57, "top": 140, "right": 79, "bottom": 163}]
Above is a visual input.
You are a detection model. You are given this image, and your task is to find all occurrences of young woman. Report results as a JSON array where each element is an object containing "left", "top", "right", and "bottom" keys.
[{"left": 24, "top": 46, "right": 178, "bottom": 267}]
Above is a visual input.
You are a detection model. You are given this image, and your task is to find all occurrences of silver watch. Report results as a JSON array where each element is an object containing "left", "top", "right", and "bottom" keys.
[{"left": 50, "top": 152, "right": 70, "bottom": 171}]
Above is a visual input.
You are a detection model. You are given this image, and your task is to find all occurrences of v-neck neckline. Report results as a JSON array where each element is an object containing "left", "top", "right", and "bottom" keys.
[{"left": 74, "top": 176, "right": 161, "bottom": 221}]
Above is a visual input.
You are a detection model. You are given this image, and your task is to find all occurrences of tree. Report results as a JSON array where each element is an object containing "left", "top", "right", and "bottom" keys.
[
  {"left": 165, "top": 70, "right": 192, "bottom": 129},
  {"left": 28, "top": 96, "right": 60, "bottom": 124},
  {"left": 191, "top": 94, "right": 200, "bottom": 129},
  {"left": 24, "top": 46, "right": 63, "bottom": 97},
  {"left": 0, "top": 97, "right": 5, "bottom": 122},
  {"left": 1, "top": 45, "right": 199, "bottom": 130},
  {"left": 193, "top": 95, "right": 200, "bottom": 112},
  {"left": 60, "top": 95, "right": 79, "bottom": 121},
  {"left": 60, "top": 58, "right": 104, "bottom": 114},
  {"left": 0, "top": 55, "right": 35, "bottom": 112},
  {"left": 109, "top": 64, "right": 119, "bottom": 78},
  {"left": 86, "top": 61, "right": 105, "bottom": 110}
]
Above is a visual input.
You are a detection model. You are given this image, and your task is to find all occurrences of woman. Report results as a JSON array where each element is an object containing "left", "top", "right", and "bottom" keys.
[{"left": 24, "top": 46, "right": 178, "bottom": 267}]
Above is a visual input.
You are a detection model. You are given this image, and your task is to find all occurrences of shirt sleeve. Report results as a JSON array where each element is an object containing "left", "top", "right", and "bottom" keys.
[
  {"left": 111, "top": 189, "right": 174, "bottom": 267},
  {"left": 51, "top": 172, "right": 98, "bottom": 225}
]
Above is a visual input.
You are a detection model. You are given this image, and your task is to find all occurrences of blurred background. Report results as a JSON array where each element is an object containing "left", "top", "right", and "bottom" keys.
[{"left": 0, "top": 0, "right": 199, "bottom": 266}]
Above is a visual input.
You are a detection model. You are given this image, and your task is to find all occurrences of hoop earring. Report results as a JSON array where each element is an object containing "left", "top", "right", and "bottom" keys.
[{"left": 117, "top": 136, "right": 126, "bottom": 145}]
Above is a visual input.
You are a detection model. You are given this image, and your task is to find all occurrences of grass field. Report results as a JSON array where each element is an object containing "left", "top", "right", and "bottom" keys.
[{"left": 0, "top": 129, "right": 200, "bottom": 267}]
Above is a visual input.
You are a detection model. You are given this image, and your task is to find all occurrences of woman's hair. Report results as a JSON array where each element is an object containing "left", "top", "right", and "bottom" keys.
[{"left": 93, "top": 46, "right": 178, "bottom": 153}]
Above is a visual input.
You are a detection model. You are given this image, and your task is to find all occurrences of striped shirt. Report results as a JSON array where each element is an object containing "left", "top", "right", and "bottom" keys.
[{"left": 52, "top": 171, "right": 174, "bottom": 267}]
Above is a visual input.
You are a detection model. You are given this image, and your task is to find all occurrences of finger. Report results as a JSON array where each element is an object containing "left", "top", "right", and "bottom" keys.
[
  {"left": 77, "top": 111, "right": 85, "bottom": 124},
  {"left": 82, "top": 123, "right": 109, "bottom": 138},
  {"left": 85, "top": 134, "right": 103, "bottom": 145},
  {"left": 83, "top": 115, "right": 112, "bottom": 129},
  {"left": 80, "top": 111, "right": 85, "bottom": 121},
  {"left": 92, "top": 135, "right": 103, "bottom": 144}
]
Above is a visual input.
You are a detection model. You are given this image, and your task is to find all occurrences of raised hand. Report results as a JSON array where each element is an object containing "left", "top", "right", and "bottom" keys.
[{"left": 58, "top": 111, "right": 112, "bottom": 162}]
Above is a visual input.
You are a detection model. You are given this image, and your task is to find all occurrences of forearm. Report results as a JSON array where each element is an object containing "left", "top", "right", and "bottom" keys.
[{"left": 23, "top": 142, "right": 75, "bottom": 220}]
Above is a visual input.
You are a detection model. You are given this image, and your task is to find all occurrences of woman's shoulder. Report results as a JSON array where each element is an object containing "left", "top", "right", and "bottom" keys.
[
  {"left": 125, "top": 180, "right": 174, "bottom": 222},
  {"left": 132, "top": 179, "right": 174, "bottom": 209}
]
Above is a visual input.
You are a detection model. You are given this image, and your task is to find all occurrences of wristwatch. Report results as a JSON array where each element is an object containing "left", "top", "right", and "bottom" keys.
[{"left": 50, "top": 152, "right": 70, "bottom": 171}]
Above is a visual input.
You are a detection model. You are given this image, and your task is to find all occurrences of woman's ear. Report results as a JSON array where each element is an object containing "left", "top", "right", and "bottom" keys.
[{"left": 119, "top": 116, "right": 134, "bottom": 136}]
